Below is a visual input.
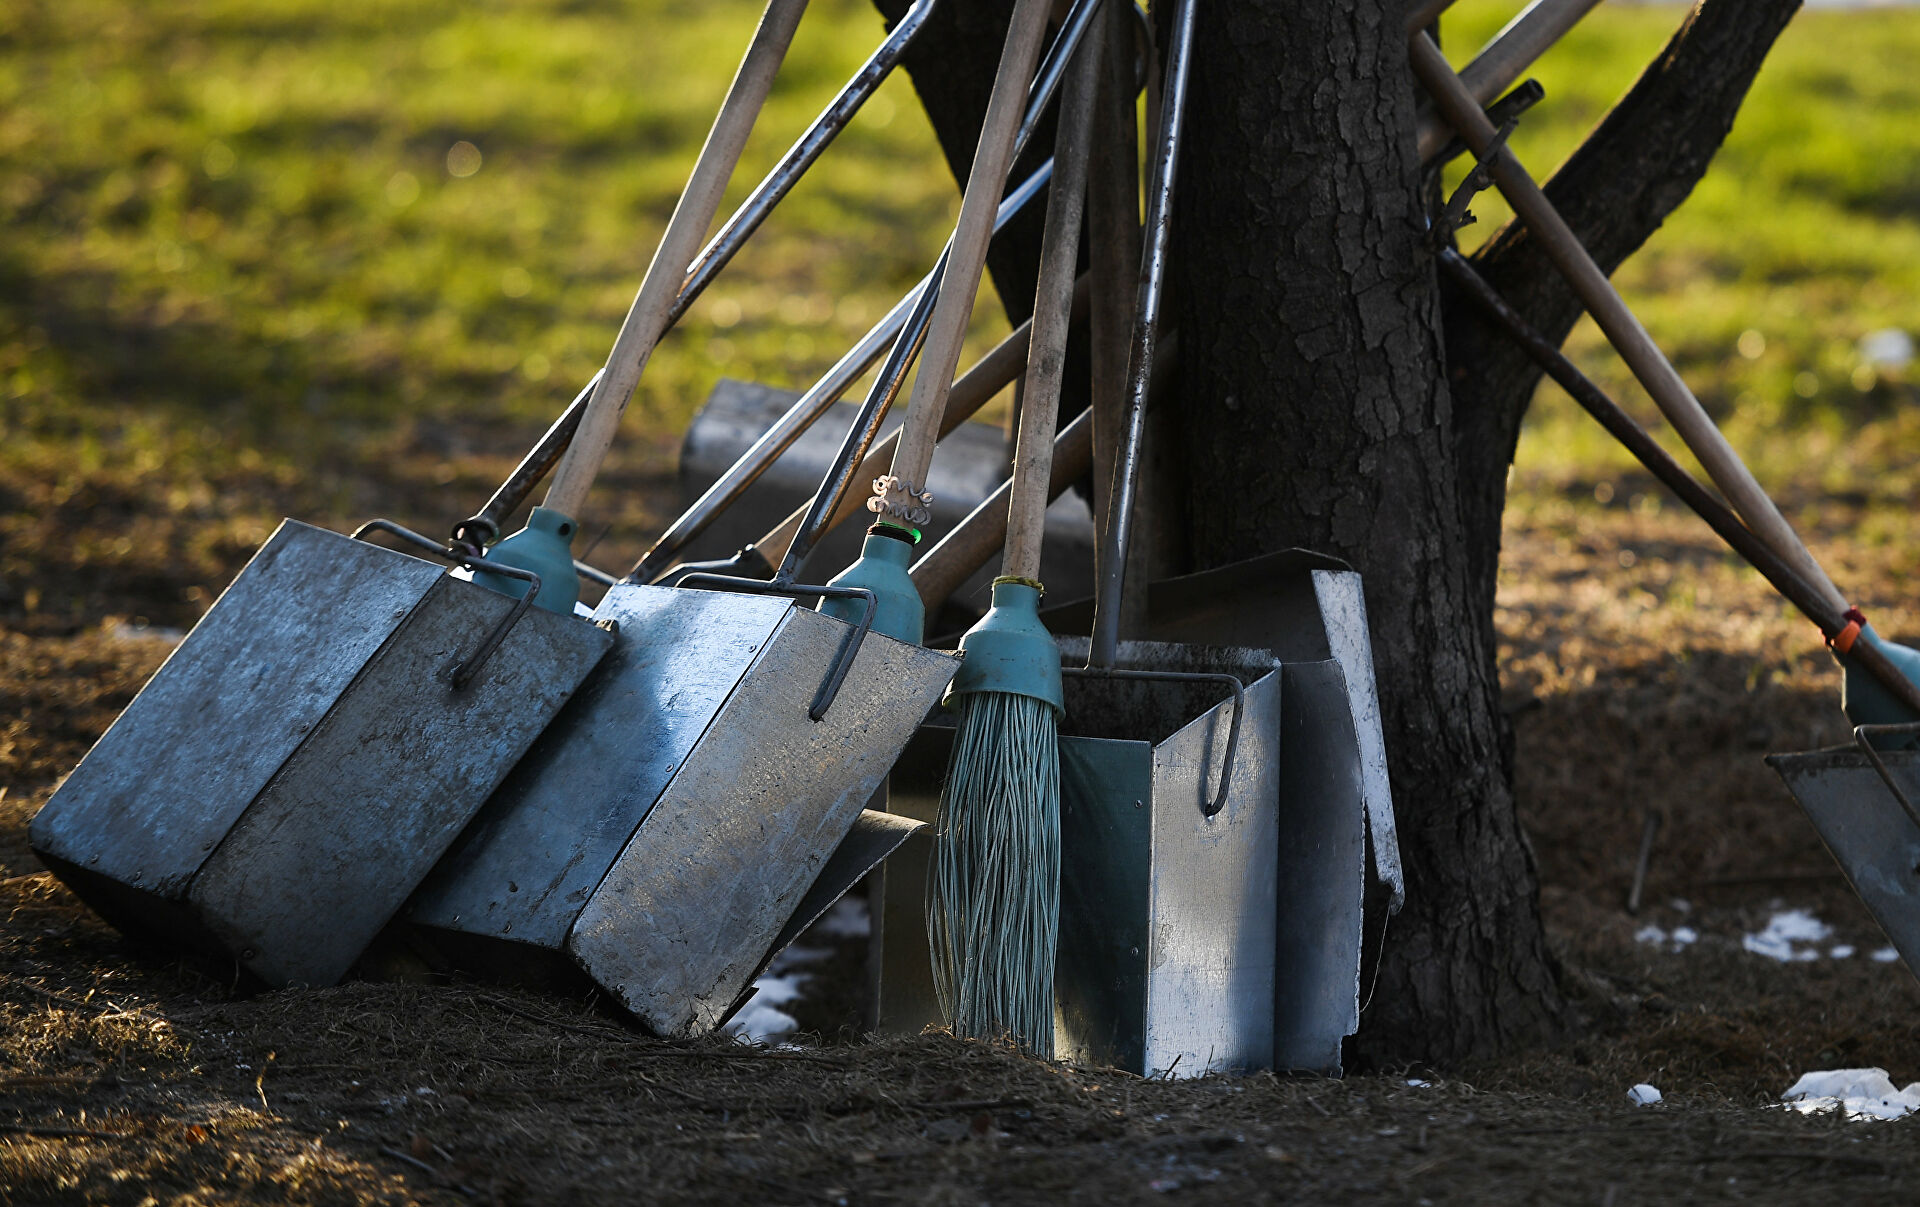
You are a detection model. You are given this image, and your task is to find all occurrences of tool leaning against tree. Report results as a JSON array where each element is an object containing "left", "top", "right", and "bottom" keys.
[
  {"left": 448, "top": 0, "right": 945, "bottom": 564},
  {"left": 1410, "top": 29, "right": 1920, "bottom": 734},
  {"left": 402, "top": 0, "right": 1089, "bottom": 1038},
  {"left": 925, "top": 0, "right": 1103, "bottom": 1059}
]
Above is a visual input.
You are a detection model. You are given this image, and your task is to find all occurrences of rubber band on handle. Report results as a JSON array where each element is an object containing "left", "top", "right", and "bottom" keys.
[{"left": 1831, "top": 607, "right": 1868, "bottom": 655}]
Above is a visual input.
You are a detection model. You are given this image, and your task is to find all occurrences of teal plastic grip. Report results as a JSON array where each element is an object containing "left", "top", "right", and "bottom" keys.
[
  {"left": 473, "top": 506, "right": 580, "bottom": 616},
  {"left": 1842, "top": 623, "right": 1920, "bottom": 741},
  {"left": 820, "top": 530, "right": 924, "bottom": 645}
]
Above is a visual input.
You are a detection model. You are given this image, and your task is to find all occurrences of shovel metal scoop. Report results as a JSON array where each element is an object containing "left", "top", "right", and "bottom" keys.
[
  {"left": 1769, "top": 726, "right": 1920, "bottom": 979},
  {"left": 30, "top": 518, "right": 614, "bottom": 987}
]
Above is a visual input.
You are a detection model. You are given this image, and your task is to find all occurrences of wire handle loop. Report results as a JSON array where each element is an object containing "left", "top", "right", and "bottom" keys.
[
  {"left": 676, "top": 572, "right": 879, "bottom": 721},
  {"left": 1061, "top": 665, "right": 1244, "bottom": 817},
  {"left": 349, "top": 518, "right": 548, "bottom": 690}
]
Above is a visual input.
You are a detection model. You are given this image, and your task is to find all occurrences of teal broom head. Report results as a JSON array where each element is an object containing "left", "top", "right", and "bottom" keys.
[
  {"left": 928, "top": 577, "right": 1064, "bottom": 1056},
  {"left": 473, "top": 505, "right": 580, "bottom": 616}
]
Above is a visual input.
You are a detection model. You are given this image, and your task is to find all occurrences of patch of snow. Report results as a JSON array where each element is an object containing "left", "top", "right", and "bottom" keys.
[
  {"left": 1743, "top": 908, "right": 1833, "bottom": 962},
  {"left": 1628, "top": 1084, "right": 1662, "bottom": 1106},
  {"left": 108, "top": 620, "right": 186, "bottom": 645},
  {"left": 1873, "top": 947, "right": 1901, "bottom": 963},
  {"left": 1831, "top": 945, "right": 1856, "bottom": 959},
  {"left": 1405, "top": 1078, "right": 1431, "bottom": 1088},
  {"left": 722, "top": 904, "right": 868, "bottom": 1043},
  {"left": 1782, "top": 1069, "right": 1920, "bottom": 1120},
  {"left": 1635, "top": 924, "right": 1699, "bottom": 953}
]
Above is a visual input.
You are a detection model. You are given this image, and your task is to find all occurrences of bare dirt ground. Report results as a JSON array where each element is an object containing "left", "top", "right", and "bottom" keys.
[{"left": 5, "top": 478, "right": 1920, "bottom": 1204}]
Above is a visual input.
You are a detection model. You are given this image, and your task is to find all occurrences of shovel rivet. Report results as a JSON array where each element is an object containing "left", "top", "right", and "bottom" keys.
[
  {"left": 240, "top": 948, "right": 256, "bottom": 960},
  {"left": 1133, "top": 800, "right": 1143, "bottom": 810}
]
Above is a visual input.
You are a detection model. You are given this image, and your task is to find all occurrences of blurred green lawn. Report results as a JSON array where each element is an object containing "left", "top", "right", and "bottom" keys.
[{"left": 0, "top": 0, "right": 1915, "bottom": 629}]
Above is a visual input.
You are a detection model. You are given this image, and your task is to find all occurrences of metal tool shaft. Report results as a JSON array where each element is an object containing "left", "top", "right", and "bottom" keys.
[
  {"left": 624, "top": 163, "right": 1053, "bottom": 583},
  {"left": 1089, "top": 0, "right": 1193, "bottom": 670},
  {"left": 670, "top": 0, "right": 941, "bottom": 325},
  {"left": 1437, "top": 247, "right": 1920, "bottom": 720},
  {"left": 775, "top": 0, "right": 1109, "bottom": 580}
]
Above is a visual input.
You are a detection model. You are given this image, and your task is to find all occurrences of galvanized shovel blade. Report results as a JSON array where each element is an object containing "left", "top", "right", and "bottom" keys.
[
  {"left": 1768, "top": 747, "right": 1920, "bottom": 976},
  {"left": 712, "top": 808, "right": 925, "bottom": 1030},
  {"left": 31, "top": 519, "right": 614, "bottom": 987},
  {"left": 408, "top": 584, "right": 793, "bottom": 953},
  {"left": 568, "top": 607, "right": 956, "bottom": 1038}
]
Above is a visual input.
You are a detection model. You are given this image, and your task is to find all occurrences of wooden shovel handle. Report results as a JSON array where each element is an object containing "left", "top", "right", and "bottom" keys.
[
  {"left": 911, "top": 409, "right": 1095, "bottom": 613},
  {"left": 1439, "top": 247, "right": 1920, "bottom": 719},
  {"left": 884, "top": 0, "right": 1055, "bottom": 500},
  {"left": 1414, "top": 0, "right": 1603, "bottom": 163},
  {"left": 1004, "top": 15, "right": 1103, "bottom": 583},
  {"left": 543, "top": 0, "right": 808, "bottom": 521},
  {"left": 1409, "top": 32, "right": 1851, "bottom": 618},
  {"left": 755, "top": 277, "right": 1089, "bottom": 570}
]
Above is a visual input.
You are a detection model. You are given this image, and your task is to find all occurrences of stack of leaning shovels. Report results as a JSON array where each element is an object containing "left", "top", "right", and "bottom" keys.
[{"left": 27, "top": 0, "right": 1920, "bottom": 1067}]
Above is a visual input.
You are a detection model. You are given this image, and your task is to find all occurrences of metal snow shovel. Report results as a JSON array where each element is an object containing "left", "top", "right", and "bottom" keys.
[
  {"left": 29, "top": 0, "right": 807, "bottom": 987},
  {"left": 1410, "top": 33, "right": 1920, "bottom": 730},
  {"left": 402, "top": 4, "right": 1106, "bottom": 1035},
  {"left": 406, "top": 276, "right": 962, "bottom": 1036},
  {"left": 28, "top": 517, "right": 616, "bottom": 990},
  {"left": 1431, "top": 245, "right": 1920, "bottom": 980}
]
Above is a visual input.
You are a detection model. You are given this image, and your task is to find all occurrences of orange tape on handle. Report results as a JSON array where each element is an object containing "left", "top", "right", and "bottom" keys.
[{"left": 1831, "top": 607, "right": 1868, "bottom": 655}]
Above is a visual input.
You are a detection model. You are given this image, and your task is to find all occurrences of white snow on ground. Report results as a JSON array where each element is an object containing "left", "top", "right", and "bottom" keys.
[
  {"left": 1742, "top": 908, "right": 1835, "bottom": 961},
  {"left": 722, "top": 897, "right": 871, "bottom": 1044},
  {"left": 1634, "top": 924, "right": 1698, "bottom": 952},
  {"left": 1628, "top": 1084, "right": 1663, "bottom": 1106},
  {"left": 1634, "top": 908, "right": 1899, "bottom": 964},
  {"left": 1782, "top": 1069, "right": 1920, "bottom": 1120}
]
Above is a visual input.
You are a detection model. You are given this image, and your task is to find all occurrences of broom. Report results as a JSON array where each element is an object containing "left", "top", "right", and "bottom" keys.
[{"left": 926, "top": 14, "right": 1102, "bottom": 1057}]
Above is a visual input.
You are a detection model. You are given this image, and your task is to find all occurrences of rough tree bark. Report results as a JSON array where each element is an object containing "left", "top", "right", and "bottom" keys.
[{"left": 873, "top": 0, "right": 1803, "bottom": 1065}]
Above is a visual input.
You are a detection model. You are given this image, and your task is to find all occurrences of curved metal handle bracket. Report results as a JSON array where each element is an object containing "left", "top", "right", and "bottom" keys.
[
  {"left": 1062, "top": 665, "right": 1245, "bottom": 817},
  {"left": 675, "top": 572, "right": 879, "bottom": 722},
  {"left": 350, "top": 518, "right": 546, "bottom": 691},
  {"left": 1854, "top": 722, "right": 1920, "bottom": 832}
]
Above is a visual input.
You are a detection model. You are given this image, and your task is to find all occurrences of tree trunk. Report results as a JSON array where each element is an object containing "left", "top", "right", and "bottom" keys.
[
  {"left": 875, "top": 0, "right": 1801, "bottom": 1066},
  {"left": 1170, "top": 0, "right": 1567, "bottom": 1066}
]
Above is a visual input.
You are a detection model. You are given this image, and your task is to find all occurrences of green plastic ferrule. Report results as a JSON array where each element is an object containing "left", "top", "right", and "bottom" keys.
[{"left": 1840, "top": 623, "right": 1920, "bottom": 743}]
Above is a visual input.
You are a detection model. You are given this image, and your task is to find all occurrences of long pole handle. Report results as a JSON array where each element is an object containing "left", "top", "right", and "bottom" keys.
[
  {"left": 1409, "top": 32, "right": 1850, "bottom": 618},
  {"left": 1089, "top": 0, "right": 1194, "bottom": 670},
  {"left": 543, "top": 0, "right": 808, "bottom": 521},
  {"left": 1004, "top": 17, "right": 1103, "bottom": 583},
  {"left": 753, "top": 282, "right": 1084, "bottom": 571},
  {"left": 1438, "top": 248, "right": 1920, "bottom": 718},
  {"left": 877, "top": 0, "right": 1055, "bottom": 520},
  {"left": 911, "top": 409, "right": 1095, "bottom": 612},
  {"left": 1413, "top": 0, "right": 1602, "bottom": 163}
]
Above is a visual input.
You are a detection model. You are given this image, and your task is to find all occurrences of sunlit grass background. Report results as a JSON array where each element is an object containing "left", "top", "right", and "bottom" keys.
[{"left": 0, "top": 0, "right": 1915, "bottom": 632}]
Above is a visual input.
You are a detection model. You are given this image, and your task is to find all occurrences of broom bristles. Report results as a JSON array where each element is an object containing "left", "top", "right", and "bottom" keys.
[{"left": 927, "top": 690, "right": 1061, "bottom": 1057}]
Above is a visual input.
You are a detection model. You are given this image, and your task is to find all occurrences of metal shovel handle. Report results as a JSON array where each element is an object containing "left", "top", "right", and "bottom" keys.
[
  {"left": 675, "top": 572, "right": 878, "bottom": 721},
  {"left": 1061, "top": 665, "right": 1246, "bottom": 817},
  {"left": 1089, "top": 0, "right": 1193, "bottom": 672},
  {"left": 1854, "top": 723, "right": 1920, "bottom": 832},
  {"left": 450, "top": 2, "right": 939, "bottom": 554},
  {"left": 349, "top": 518, "right": 546, "bottom": 691}
]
